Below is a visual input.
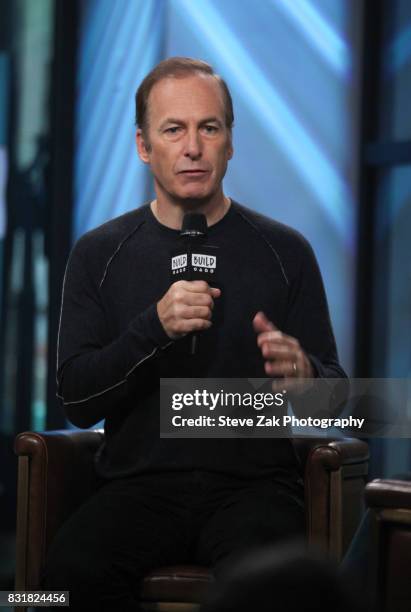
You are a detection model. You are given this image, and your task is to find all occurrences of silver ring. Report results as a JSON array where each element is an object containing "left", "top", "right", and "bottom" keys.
[{"left": 292, "top": 362, "right": 297, "bottom": 375}]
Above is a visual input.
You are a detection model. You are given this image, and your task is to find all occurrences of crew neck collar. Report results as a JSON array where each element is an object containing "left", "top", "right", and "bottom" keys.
[{"left": 146, "top": 198, "right": 235, "bottom": 238}]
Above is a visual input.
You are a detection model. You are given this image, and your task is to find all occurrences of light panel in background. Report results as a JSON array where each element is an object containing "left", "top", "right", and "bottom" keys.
[
  {"left": 0, "top": 54, "right": 8, "bottom": 242},
  {"left": 373, "top": 0, "right": 411, "bottom": 476},
  {"left": 377, "top": 1, "right": 411, "bottom": 379},
  {"left": 381, "top": 0, "right": 411, "bottom": 140},
  {"left": 0, "top": 53, "right": 9, "bottom": 322},
  {"left": 373, "top": 167, "right": 411, "bottom": 381},
  {"left": 74, "top": 0, "right": 361, "bottom": 372},
  {"left": 74, "top": 0, "right": 165, "bottom": 235}
]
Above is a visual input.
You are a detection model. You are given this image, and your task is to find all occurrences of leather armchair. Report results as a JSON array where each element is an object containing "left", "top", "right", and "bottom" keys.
[
  {"left": 15, "top": 431, "right": 369, "bottom": 611},
  {"left": 366, "top": 478, "right": 411, "bottom": 612}
]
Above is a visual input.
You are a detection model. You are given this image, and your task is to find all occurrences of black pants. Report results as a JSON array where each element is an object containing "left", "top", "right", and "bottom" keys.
[{"left": 41, "top": 470, "right": 305, "bottom": 611}]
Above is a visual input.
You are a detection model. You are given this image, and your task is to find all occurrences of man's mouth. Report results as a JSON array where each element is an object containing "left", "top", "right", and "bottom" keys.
[{"left": 179, "top": 169, "right": 207, "bottom": 174}]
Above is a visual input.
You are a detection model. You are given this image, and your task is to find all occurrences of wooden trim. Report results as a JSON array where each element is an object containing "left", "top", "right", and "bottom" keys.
[
  {"left": 15, "top": 455, "right": 30, "bottom": 612},
  {"left": 15, "top": 456, "right": 29, "bottom": 589},
  {"left": 341, "top": 462, "right": 369, "bottom": 479},
  {"left": 369, "top": 510, "right": 384, "bottom": 606},
  {"left": 379, "top": 508, "right": 411, "bottom": 525},
  {"left": 329, "top": 469, "right": 343, "bottom": 560}
]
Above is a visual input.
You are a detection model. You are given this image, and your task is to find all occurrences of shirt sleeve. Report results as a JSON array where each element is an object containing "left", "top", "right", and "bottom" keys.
[
  {"left": 282, "top": 234, "right": 346, "bottom": 379},
  {"left": 281, "top": 234, "right": 348, "bottom": 418},
  {"left": 56, "top": 237, "right": 172, "bottom": 428}
]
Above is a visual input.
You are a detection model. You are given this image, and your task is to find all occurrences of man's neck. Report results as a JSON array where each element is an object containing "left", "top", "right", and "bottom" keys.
[{"left": 150, "top": 194, "right": 231, "bottom": 230}]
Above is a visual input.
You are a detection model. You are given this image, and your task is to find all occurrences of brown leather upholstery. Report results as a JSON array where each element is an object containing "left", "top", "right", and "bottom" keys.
[
  {"left": 297, "top": 437, "right": 369, "bottom": 558},
  {"left": 141, "top": 566, "right": 212, "bottom": 603},
  {"left": 366, "top": 478, "right": 411, "bottom": 509},
  {"left": 366, "top": 478, "right": 411, "bottom": 612},
  {"left": 14, "top": 431, "right": 368, "bottom": 611}
]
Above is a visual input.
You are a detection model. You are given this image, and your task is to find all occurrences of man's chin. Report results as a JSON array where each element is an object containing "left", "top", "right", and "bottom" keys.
[{"left": 172, "top": 191, "right": 214, "bottom": 207}]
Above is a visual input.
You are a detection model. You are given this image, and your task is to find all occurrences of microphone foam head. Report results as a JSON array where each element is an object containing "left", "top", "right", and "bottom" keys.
[{"left": 181, "top": 213, "right": 208, "bottom": 238}]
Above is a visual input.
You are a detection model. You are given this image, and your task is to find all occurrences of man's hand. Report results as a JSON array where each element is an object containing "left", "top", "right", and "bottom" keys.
[
  {"left": 253, "top": 311, "right": 314, "bottom": 388},
  {"left": 157, "top": 280, "right": 221, "bottom": 340}
]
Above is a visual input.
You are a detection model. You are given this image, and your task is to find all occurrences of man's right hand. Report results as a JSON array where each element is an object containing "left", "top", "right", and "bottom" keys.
[{"left": 157, "top": 280, "right": 221, "bottom": 340}]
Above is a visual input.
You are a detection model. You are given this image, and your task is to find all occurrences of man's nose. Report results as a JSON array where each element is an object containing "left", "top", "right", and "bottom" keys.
[{"left": 183, "top": 129, "right": 202, "bottom": 160}]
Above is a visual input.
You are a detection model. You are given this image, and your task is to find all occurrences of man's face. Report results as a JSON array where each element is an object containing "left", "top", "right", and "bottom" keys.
[{"left": 136, "top": 74, "right": 233, "bottom": 204}]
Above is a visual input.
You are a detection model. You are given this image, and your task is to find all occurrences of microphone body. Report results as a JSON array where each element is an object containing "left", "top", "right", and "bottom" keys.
[{"left": 169, "top": 213, "right": 218, "bottom": 354}]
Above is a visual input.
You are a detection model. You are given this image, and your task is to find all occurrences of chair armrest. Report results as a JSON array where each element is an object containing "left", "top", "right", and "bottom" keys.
[
  {"left": 294, "top": 437, "right": 369, "bottom": 472},
  {"left": 366, "top": 479, "right": 411, "bottom": 511},
  {"left": 365, "top": 479, "right": 411, "bottom": 611},
  {"left": 14, "top": 429, "right": 104, "bottom": 589},
  {"left": 298, "top": 437, "right": 369, "bottom": 561}
]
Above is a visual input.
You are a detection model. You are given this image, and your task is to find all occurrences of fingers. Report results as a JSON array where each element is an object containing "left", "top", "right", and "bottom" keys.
[
  {"left": 178, "top": 305, "right": 213, "bottom": 320},
  {"left": 171, "top": 283, "right": 219, "bottom": 314},
  {"left": 253, "top": 315, "right": 306, "bottom": 379},
  {"left": 261, "top": 343, "right": 298, "bottom": 361},
  {"left": 264, "top": 356, "right": 300, "bottom": 377},
  {"left": 252, "top": 311, "right": 277, "bottom": 333},
  {"left": 171, "top": 318, "right": 213, "bottom": 335},
  {"left": 184, "top": 292, "right": 216, "bottom": 308},
  {"left": 257, "top": 330, "right": 298, "bottom": 350},
  {"left": 179, "top": 280, "right": 221, "bottom": 297},
  {"left": 261, "top": 337, "right": 302, "bottom": 378},
  {"left": 259, "top": 336, "right": 313, "bottom": 381},
  {"left": 259, "top": 331, "right": 300, "bottom": 376},
  {"left": 157, "top": 280, "right": 221, "bottom": 339}
]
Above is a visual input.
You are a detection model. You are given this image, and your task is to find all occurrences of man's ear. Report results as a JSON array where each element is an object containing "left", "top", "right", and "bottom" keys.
[
  {"left": 136, "top": 129, "right": 150, "bottom": 163},
  {"left": 227, "top": 135, "right": 234, "bottom": 161}
]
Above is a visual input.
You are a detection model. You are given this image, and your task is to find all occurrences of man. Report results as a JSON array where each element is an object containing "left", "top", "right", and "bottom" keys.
[{"left": 43, "top": 57, "right": 345, "bottom": 609}]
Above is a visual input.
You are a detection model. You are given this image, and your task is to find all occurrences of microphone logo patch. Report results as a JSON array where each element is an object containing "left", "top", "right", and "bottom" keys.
[
  {"left": 171, "top": 254, "right": 188, "bottom": 272},
  {"left": 192, "top": 254, "right": 216, "bottom": 271}
]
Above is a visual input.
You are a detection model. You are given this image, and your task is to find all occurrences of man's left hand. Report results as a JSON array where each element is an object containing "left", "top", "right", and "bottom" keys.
[{"left": 253, "top": 311, "right": 314, "bottom": 383}]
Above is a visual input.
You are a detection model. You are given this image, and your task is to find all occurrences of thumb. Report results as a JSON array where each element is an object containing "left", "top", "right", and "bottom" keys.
[{"left": 253, "top": 311, "right": 276, "bottom": 333}]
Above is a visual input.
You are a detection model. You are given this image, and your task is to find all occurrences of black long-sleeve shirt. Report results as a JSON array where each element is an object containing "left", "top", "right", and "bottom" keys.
[{"left": 57, "top": 200, "right": 346, "bottom": 480}]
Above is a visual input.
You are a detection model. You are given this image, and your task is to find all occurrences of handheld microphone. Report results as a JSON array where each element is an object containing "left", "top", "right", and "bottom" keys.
[
  {"left": 180, "top": 212, "right": 207, "bottom": 241},
  {"left": 169, "top": 213, "right": 218, "bottom": 354}
]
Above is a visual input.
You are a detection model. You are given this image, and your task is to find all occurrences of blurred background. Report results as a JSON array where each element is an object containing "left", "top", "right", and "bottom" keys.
[{"left": 0, "top": 0, "right": 410, "bottom": 591}]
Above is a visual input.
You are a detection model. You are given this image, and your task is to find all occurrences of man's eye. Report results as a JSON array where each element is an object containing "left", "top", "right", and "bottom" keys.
[
  {"left": 165, "top": 127, "right": 181, "bottom": 134},
  {"left": 203, "top": 125, "right": 218, "bottom": 133}
]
